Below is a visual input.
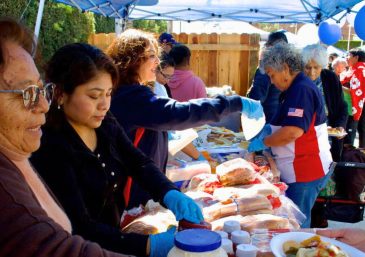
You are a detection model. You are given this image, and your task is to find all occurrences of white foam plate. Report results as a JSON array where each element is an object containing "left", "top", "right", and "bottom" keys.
[
  {"left": 270, "top": 232, "right": 365, "bottom": 257},
  {"left": 241, "top": 113, "right": 266, "bottom": 140}
]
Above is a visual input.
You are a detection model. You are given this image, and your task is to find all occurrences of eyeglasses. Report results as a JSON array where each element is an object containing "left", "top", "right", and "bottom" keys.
[
  {"left": 0, "top": 83, "right": 55, "bottom": 109},
  {"left": 158, "top": 70, "right": 173, "bottom": 80}
]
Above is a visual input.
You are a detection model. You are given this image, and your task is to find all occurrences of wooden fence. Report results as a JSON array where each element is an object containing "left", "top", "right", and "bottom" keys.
[{"left": 89, "top": 32, "right": 260, "bottom": 95}]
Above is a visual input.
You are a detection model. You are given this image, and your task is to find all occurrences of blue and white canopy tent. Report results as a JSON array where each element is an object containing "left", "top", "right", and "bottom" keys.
[{"left": 35, "top": 0, "right": 364, "bottom": 37}]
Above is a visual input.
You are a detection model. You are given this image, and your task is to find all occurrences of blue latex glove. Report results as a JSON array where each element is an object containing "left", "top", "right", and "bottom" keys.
[
  {"left": 248, "top": 138, "right": 268, "bottom": 152},
  {"left": 196, "top": 153, "right": 206, "bottom": 161},
  {"left": 254, "top": 124, "right": 272, "bottom": 141},
  {"left": 241, "top": 97, "right": 264, "bottom": 120},
  {"left": 163, "top": 190, "right": 204, "bottom": 223},
  {"left": 149, "top": 226, "right": 176, "bottom": 257}
]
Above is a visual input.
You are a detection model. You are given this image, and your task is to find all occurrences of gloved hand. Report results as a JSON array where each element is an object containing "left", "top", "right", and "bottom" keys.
[
  {"left": 248, "top": 138, "right": 268, "bottom": 152},
  {"left": 163, "top": 190, "right": 203, "bottom": 224},
  {"left": 196, "top": 153, "right": 206, "bottom": 161},
  {"left": 255, "top": 124, "right": 272, "bottom": 141},
  {"left": 149, "top": 226, "right": 176, "bottom": 257},
  {"left": 241, "top": 97, "right": 264, "bottom": 120}
]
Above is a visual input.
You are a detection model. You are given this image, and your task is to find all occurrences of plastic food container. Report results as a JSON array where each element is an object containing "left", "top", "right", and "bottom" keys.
[
  {"left": 236, "top": 244, "right": 258, "bottom": 257},
  {"left": 215, "top": 231, "right": 229, "bottom": 239},
  {"left": 221, "top": 238, "right": 235, "bottom": 257},
  {"left": 223, "top": 220, "right": 241, "bottom": 238},
  {"left": 231, "top": 230, "right": 251, "bottom": 252},
  {"left": 178, "top": 219, "right": 212, "bottom": 231},
  {"left": 167, "top": 229, "right": 228, "bottom": 257}
]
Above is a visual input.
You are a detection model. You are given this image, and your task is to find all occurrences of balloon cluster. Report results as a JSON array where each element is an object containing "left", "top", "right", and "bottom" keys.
[
  {"left": 317, "top": 21, "right": 341, "bottom": 45},
  {"left": 354, "top": 6, "right": 365, "bottom": 40}
]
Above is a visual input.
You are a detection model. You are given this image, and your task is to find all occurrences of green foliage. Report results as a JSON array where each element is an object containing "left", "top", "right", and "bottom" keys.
[
  {"left": 132, "top": 19, "right": 167, "bottom": 33},
  {"left": 334, "top": 40, "right": 363, "bottom": 51},
  {"left": 94, "top": 14, "right": 115, "bottom": 33},
  {"left": 1, "top": 0, "right": 95, "bottom": 66}
]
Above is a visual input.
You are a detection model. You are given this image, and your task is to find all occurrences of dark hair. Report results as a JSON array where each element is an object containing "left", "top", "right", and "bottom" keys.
[
  {"left": 45, "top": 43, "right": 118, "bottom": 127},
  {"left": 159, "top": 53, "right": 175, "bottom": 70},
  {"left": 169, "top": 44, "right": 191, "bottom": 67},
  {"left": 0, "top": 18, "right": 36, "bottom": 71},
  {"left": 266, "top": 31, "right": 288, "bottom": 47},
  {"left": 349, "top": 48, "right": 365, "bottom": 62},
  {"left": 106, "top": 29, "right": 158, "bottom": 86}
]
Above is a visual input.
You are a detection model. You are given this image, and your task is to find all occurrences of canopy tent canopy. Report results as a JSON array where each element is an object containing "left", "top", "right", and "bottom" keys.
[{"left": 52, "top": 0, "right": 363, "bottom": 24}]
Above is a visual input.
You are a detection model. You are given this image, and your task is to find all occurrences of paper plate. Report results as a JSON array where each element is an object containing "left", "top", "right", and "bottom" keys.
[
  {"left": 241, "top": 113, "right": 266, "bottom": 140},
  {"left": 270, "top": 231, "right": 365, "bottom": 257}
]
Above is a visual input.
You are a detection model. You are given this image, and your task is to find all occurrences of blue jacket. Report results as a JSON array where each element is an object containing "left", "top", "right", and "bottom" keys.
[
  {"left": 111, "top": 84, "right": 242, "bottom": 207},
  {"left": 247, "top": 68, "right": 281, "bottom": 123}
]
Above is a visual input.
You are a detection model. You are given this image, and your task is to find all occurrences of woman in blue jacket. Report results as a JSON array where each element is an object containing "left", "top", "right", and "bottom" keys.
[
  {"left": 31, "top": 43, "right": 203, "bottom": 257},
  {"left": 106, "top": 29, "right": 264, "bottom": 208}
]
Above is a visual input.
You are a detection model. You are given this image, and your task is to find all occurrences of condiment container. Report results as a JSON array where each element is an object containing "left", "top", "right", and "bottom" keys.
[
  {"left": 231, "top": 230, "right": 251, "bottom": 252},
  {"left": 236, "top": 244, "right": 258, "bottom": 257},
  {"left": 221, "top": 238, "right": 235, "bottom": 257},
  {"left": 167, "top": 229, "right": 228, "bottom": 257},
  {"left": 223, "top": 220, "right": 241, "bottom": 238},
  {"left": 178, "top": 219, "right": 212, "bottom": 231},
  {"left": 216, "top": 231, "right": 229, "bottom": 239}
]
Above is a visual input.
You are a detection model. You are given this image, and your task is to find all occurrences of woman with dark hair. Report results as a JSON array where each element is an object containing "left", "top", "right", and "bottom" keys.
[
  {"left": 0, "top": 18, "right": 127, "bottom": 257},
  {"left": 107, "top": 29, "right": 264, "bottom": 208},
  {"left": 30, "top": 43, "right": 203, "bottom": 257}
]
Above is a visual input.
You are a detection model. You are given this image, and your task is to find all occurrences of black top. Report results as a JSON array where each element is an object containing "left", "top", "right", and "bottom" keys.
[
  {"left": 30, "top": 113, "right": 177, "bottom": 257},
  {"left": 320, "top": 69, "right": 348, "bottom": 129}
]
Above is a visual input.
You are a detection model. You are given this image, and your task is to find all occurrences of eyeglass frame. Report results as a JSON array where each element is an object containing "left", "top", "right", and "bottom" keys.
[
  {"left": 0, "top": 82, "right": 55, "bottom": 109},
  {"left": 157, "top": 69, "right": 173, "bottom": 80}
]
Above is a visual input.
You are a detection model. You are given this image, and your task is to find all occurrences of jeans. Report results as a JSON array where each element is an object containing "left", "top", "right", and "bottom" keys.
[{"left": 285, "top": 164, "right": 334, "bottom": 228}]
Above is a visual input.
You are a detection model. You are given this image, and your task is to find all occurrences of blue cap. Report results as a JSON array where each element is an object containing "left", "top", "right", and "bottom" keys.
[
  {"left": 174, "top": 229, "right": 221, "bottom": 252},
  {"left": 159, "top": 32, "right": 177, "bottom": 45}
]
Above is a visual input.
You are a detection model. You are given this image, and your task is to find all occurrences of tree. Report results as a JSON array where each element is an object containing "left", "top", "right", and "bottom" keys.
[{"left": 132, "top": 20, "right": 167, "bottom": 33}]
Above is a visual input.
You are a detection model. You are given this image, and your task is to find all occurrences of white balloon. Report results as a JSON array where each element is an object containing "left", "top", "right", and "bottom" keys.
[
  {"left": 297, "top": 23, "right": 319, "bottom": 47},
  {"left": 347, "top": 12, "right": 356, "bottom": 26}
]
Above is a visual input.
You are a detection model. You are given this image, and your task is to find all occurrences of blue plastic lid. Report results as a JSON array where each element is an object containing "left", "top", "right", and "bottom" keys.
[{"left": 174, "top": 229, "right": 222, "bottom": 252}]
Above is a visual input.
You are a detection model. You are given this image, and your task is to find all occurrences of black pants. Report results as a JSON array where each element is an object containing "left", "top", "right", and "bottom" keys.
[
  {"left": 358, "top": 111, "right": 365, "bottom": 148},
  {"left": 344, "top": 116, "right": 358, "bottom": 146},
  {"left": 330, "top": 137, "right": 344, "bottom": 162}
]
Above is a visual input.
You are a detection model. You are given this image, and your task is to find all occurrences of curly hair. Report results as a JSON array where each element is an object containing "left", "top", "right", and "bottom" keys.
[
  {"left": 261, "top": 42, "right": 304, "bottom": 74},
  {"left": 106, "top": 29, "right": 159, "bottom": 87},
  {"left": 301, "top": 44, "right": 328, "bottom": 68}
]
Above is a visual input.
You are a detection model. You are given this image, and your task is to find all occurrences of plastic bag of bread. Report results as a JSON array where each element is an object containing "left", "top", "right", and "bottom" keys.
[
  {"left": 216, "top": 158, "right": 257, "bottom": 186},
  {"left": 185, "top": 190, "right": 219, "bottom": 208},
  {"left": 211, "top": 214, "right": 295, "bottom": 232},
  {"left": 187, "top": 173, "right": 223, "bottom": 194},
  {"left": 121, "top": 205, "right": 177, "bottom": 235},
  {"left": 203, "top": 194, "right": 273, "bottom": 222}
]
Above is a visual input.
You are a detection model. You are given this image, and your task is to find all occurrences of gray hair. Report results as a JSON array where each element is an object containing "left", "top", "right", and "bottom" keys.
[
  {"left": 331, "top": 57, "right": 347, "bottom": 68},
  {"left": 260, "top": 43, "right": 304, "bottom": 73},
  {"left": 301, "top": 44, "right": 327, "bottom": 68}
]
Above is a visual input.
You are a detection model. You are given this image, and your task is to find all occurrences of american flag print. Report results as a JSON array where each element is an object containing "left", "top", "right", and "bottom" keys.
[{"left": 287, "top": 108, "right": 304, "bottom": 117}]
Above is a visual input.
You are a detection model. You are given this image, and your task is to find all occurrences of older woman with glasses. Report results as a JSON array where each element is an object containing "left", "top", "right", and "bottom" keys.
[
  {"left": 301, "top": 44, "right": 348, "bottom": 162},
  {"left": 0, "top": 18, "right": 128, "bottom": 257}
]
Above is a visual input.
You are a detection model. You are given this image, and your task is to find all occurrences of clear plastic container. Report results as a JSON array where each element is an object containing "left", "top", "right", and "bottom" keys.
[
  {"left": 231, "top": 230, "right": 251, "bottom": 253},
  {"left": 236, "top": 244, "right": 258, "bottom": 257},
  {"left": 167, "top": 229, "right": 228, "bottom": 257}
]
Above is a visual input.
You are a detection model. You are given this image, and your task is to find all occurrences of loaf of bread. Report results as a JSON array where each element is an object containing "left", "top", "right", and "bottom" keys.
[{"left": 216, "top": 158, "right": 256, "bottom": 186}]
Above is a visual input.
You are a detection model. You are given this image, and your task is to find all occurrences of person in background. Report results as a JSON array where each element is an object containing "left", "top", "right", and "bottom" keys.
[
  {"left": 327, "top": 52, "right": 339, "bottom": 71},
  {"left": 317, "top": 228, "right": 365, "bottom": 253},
  {"left": 301, "top": 44, "right": 348, "bottom": 162},
  {"left": 342, "top": 48, "right": 365, "bottom": 147},
  {"left": 0, "top": 18, "right": 128, "bottom": 257},
  {"left": 158, "top": 32, "right": 177, "bottom": 55},
  {"left": 168, "top": 44, "right": 207, "bottom": 101},
  {"left": 30, "top": 43, "right": 203, "bottom": 257},
  {"left": 248, "top": 43, "right": 333, "bottom": 228},
  {"left": 154, "top": 54, "right": 174, "bottom": 97},
  {"left": 247, "top": 31, "right": 288, "bottom": 123},
  {"left": 331, "top": 57, "right": 348, "bottom": 77},
  {"left": 107, "top": 28, "right": 264, "bottom": 209}
]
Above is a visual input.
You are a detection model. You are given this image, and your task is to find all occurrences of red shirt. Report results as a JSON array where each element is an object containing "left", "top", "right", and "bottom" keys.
[{"left": 341, "top": 62, "right": 365, "bottom": 121}]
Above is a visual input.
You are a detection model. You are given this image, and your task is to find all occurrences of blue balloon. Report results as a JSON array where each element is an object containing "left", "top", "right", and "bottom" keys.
[
  {"left": 355, "top": 6, "right": 365, "bottom": 40},
  {"left": 318, "top": 22, "right": 341, "bottom": 45}
]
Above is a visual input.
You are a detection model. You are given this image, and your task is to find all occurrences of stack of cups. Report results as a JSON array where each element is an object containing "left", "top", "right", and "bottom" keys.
[
  {"left": 223, "top": 220, "right": 241, "bottom": 239},
  {"left": 231, "top": 230, "right": 251, "bottom": 252},
  {"left": 221, "top": 238, "right": 235, "bottom": 257}
]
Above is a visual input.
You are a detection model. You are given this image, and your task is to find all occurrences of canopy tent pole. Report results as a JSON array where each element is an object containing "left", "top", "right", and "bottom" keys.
[
  {"left": 347, "top": 23, "right": 352, "bottom": 51},
  {"left": 34, "top": 0, "right": 46, "bottom": 40}
]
